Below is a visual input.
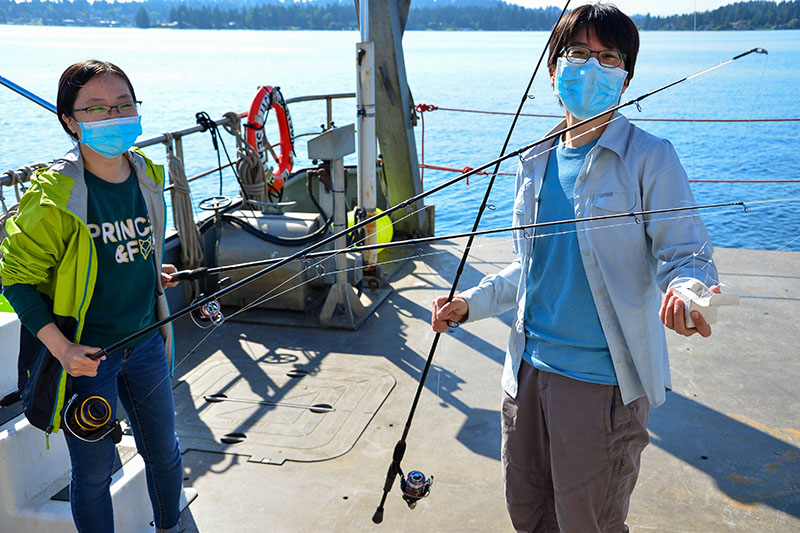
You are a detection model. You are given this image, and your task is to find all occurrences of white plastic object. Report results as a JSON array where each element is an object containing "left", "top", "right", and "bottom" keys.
[{"left": 671, "top": 281, "right": 740, "bottom": 328}]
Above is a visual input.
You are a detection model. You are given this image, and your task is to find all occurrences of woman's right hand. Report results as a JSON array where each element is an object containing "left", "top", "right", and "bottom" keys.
[
  {"left": 37, "top": 323, "right": 104, "bottom": 377},
  {"left": 431, "top": 295, "right": 468, "bottom": 333},
  {"left": 54, "top": 343, "right": 104, "bottom": 377}
]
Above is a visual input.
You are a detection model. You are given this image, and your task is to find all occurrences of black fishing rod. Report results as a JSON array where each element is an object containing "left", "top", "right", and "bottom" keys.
[
  {"left": 87, "top": 46, "right": 768, "bottom": 362},
  {"left": 369, "top": 44, "right": 767, "bottom": 522},
  {"left": 371, "top": 0, "right": 573, "bottom": 522},
  {"left": 171, "top": 201, "right": 747, "bottom": 282}
]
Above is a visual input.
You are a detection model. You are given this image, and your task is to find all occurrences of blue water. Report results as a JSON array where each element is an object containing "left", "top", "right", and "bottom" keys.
[{"left": 1, "top": 26, "right": 798, "bottom": 251}]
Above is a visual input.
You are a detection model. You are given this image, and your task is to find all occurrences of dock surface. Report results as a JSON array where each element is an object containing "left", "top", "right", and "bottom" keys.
[{"left": 171, "top": 241, "right": 800, "bottom": 532}]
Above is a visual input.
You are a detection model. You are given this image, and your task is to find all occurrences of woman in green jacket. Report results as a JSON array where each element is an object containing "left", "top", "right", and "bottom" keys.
[{"left": 0, "top": 60, "right": 182, "bottom": 533}]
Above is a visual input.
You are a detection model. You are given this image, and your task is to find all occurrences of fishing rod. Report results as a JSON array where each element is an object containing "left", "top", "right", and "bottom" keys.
[
  {"left": 371, "top": 0, "right": 573, "bottom": 522},
  {"left": 369, "top": 44, "right": 768, "bottom": 522},
  {"left": 0, "top": 74, "right": 57, "bottom": 113},
  {"left": 87, "top": 46, "right": 769, "bottom": 361},
  {"left": 171, "top": 201, "right": 747, "bottom": 281}
]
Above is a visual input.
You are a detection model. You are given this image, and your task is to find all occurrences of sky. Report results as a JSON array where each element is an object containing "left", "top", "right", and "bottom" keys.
[{"left": 508, "top": 1, "right": 739, "bottom": 17}]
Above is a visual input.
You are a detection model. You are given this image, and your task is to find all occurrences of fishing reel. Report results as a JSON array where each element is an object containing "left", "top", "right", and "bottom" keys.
[
  {"left": 63, "top": 394, "right": 122, "bottom": 444},
  {"left": 196, "top": 298, "right": 224, "bottom": 324},
  {"left": 190, "top": 294, "right": 225, "bottom": 328},
  {"left": 399, "top": 469, "right": 433, "bottom": 509}
]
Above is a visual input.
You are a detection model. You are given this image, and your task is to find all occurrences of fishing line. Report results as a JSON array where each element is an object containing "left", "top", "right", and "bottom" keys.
[
  {"left": 713, "top": 50, "right": 772, "bottom": 259},
  {"left": 223, "top": 194, "right": 795, "bottom": 308},
  {"left": 176, "top": 199, "right": 746, "bottom": 280},
  {"left": 777, "top": 234, "right": 800, "bottom": 252},
  {"left": 252, "top": 205, "right": 741, "bottom": 305}
]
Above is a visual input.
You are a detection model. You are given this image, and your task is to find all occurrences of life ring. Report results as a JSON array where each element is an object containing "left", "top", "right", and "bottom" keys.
[{"left": 245, "top": 86, "right": 295, "bottom": 193}]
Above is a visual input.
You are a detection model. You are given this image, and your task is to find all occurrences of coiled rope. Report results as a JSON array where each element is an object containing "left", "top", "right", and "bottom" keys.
[
  {"left": 164, "top": 132, "right": 204, "bottom": 269},
  {"left": 221, "top": 111, "right": 272, "bottom": 206}
]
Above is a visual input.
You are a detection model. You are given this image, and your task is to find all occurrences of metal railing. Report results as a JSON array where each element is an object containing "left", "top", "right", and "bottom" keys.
[{"left": 0, "top": 92, "right": 356, "bottom": 190}]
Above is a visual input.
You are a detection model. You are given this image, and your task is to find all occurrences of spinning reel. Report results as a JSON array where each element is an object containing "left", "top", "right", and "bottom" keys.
[
  {"left": 193, "top": 298, "right": 224, "bottom": 325},
  {"left": 188, "top": 280, "right": 228, "bottom": 328},
  {"left": 399, "top": 469, "right": 433, "bottom": 510},
  {"left": 63, "top": 394, "right": 122, "bottom": 444}
]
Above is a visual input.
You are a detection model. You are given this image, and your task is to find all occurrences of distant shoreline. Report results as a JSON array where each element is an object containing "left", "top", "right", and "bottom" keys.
[
  {"left": 2, "top": 22, "right": 798, "bottom": 32},
  {"left": 2, "top": 0, "right": 798, "bottom": 32}
]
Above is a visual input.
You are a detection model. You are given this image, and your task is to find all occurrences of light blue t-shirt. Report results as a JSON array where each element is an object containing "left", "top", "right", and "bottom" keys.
[{"left": 523, "top": 137, "right": 618, "bottom": 385}]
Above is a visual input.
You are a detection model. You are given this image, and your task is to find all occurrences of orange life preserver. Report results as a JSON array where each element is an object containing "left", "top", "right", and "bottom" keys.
[{"left": 245, "top": 86, "right": 295, "bottom": 193}]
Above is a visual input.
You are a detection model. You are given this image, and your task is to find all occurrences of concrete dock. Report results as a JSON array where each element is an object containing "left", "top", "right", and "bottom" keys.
[{"left": 171, "top": 242, "right": 799, "bottom": 532}]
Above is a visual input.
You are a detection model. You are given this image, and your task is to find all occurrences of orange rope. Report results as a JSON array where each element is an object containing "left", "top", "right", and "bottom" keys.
[{"left": 419, "top": 163, "right": 515, "bottom": 178}]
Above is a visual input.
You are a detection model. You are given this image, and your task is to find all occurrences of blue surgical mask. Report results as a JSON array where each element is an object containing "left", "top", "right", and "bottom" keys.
[
  {"left": 554, "top": 57, "right": 628, "bottom": 120},
  {"left": 78, "top": 115, "right": 142, "bottom": 158}
]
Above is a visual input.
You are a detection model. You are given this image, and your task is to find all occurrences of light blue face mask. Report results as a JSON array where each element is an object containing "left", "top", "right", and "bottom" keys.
[
  {"left": 554, "top": 57, "right": 628, "bottom": 120},
  {"left": 78, "top": 115, "right": 142, "bottom": 158}
]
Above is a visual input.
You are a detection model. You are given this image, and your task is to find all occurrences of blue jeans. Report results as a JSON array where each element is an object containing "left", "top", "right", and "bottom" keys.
[{"left": 64, "top": 331, "right": 182, "bottom": 532}]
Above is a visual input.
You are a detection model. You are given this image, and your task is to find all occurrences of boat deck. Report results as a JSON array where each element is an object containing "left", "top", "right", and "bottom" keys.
[{"left": 170, "top": 241, "right": 800, "bottom": 532}]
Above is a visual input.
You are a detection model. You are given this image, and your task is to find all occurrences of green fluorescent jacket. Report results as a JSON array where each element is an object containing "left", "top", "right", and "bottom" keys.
[{"left": 0, "top": 145, "right": 174, "bottom": 433}]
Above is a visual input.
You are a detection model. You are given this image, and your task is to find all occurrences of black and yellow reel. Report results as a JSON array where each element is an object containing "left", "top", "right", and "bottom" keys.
[{"left": 63, "top": 394, "right": 122, "bottom": 444}]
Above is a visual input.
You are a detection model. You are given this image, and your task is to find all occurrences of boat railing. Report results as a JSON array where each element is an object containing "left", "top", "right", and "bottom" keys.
[{"left": 0, "top": 92, "right": 356, "bottom": 194}]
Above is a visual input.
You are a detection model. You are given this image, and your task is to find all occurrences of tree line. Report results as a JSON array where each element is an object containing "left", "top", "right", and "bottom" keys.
[
  {"left": 1, "top": 0, "right": 798, "bottom": 31},
  {"left": 636, "top": 1, "right": 800, "bottom": 30}
]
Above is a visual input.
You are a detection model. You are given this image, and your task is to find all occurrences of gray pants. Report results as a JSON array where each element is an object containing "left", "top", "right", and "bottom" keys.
[{"left": 501, "top": 363, "right": 650, "bottom": 533}]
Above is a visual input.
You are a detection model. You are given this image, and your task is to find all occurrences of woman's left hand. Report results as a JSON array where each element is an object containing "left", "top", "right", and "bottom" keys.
[
  {"left": 660, "top": 284, "right": 720, "bottom": 338},
  {"left": 161, "top": 264, "right": 179, "bottom": 288}
]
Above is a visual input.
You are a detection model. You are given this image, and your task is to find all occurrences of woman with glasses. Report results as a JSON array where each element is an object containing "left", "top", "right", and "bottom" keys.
[
  {"left": 433, "top": 4, "right": 720, "bottom": 532},
  {"left": 0, "top": 60, "right": 182, "bottom": 533}
]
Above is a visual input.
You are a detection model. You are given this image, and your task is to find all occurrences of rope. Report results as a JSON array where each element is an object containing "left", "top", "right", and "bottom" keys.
[
  {"left": 418, "top": 162, "right": 515, "bottom": 178},
  {"left": 417, "top": 103, "right": 800, "bottom": 122},
  {"left": 164, "top": 132, "right": 204, "bottom": 269},
  {"left": 415, "top": 104, "right": 438, "bottom": 189},
  {"left": 221, "top": 111, "right": 270, "bottom": 206}
]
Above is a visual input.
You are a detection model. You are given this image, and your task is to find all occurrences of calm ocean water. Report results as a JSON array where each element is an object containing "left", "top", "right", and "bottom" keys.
[{"left": 1, "top": 26, "right": 798, "bottom": 251}]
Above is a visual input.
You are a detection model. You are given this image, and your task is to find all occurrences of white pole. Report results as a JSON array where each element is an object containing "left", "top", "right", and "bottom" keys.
[
  {"left": 356, "top": 35, "right": 378, "bottom": 266},
  {"left": 359, "top": 0, "right": 369, "bottom": 42}
]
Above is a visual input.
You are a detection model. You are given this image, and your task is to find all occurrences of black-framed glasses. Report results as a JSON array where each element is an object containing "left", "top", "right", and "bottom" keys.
[
  {"left": 72, "top": 100, "right": 141, "bottom": 117},
  {"left": 561, "top": 46, "right": 626, "bottom": 68}
]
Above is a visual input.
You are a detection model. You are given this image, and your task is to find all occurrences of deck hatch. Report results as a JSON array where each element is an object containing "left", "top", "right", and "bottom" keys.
[{"left": 173, "top": 359, "right": 395, "bottom": 465}]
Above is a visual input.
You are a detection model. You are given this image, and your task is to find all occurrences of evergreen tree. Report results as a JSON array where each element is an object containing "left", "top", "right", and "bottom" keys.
[{"left": 135, "top": 6, "right": 150, "bottom": 28}]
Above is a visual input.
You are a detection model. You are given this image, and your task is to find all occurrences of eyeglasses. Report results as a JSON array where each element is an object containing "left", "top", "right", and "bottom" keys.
[
  {"left": 561, "top": 46, "right": 626, "bottom": 69},
  {"left": 72, "top": 101, "right": 141, "bottom": 117}
]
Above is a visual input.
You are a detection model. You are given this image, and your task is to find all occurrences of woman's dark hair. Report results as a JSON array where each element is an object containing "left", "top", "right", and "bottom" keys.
[
  {"left": 548, "top": 3, "right": 640, "bottom": 83},
  {"left": 57, "top": 60, "right": 136, "bottom": 140}
]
